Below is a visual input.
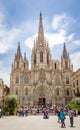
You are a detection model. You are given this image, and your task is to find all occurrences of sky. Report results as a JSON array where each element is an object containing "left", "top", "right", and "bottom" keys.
[{"left": 0, "top": 0, "right": 80, "bottom": 86}]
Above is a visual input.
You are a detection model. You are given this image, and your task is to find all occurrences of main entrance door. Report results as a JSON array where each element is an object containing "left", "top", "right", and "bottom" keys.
[{"left": 38, "top": 98, "right": 46, "bottom": 105}]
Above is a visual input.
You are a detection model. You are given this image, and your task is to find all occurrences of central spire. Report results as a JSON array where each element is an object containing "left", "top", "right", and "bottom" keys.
[{"left": 38, "top": 12, "right": 44, "bottom": 46}]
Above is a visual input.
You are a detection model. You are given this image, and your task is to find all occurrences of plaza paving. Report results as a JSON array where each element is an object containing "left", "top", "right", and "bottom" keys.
[{"left": 0, "top": 115, "right": 80, "bottom": 130}]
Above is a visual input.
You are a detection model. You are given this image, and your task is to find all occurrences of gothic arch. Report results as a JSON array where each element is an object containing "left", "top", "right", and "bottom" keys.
[
  {"left": 33, "top": 85, "right": 52, "bottom": 105},
  {"left": 25, "top": 88, "right": 28, "bottom": 95},
  {"left": 66, "top": 88, "right": 69, "bottom": 95},
  {"left": 55, "top": 74, "right": 61, "bottom": 85}
]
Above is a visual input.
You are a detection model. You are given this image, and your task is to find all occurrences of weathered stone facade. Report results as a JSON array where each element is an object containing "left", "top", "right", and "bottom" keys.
[
  {"left": 0, "top": 79, "right": 9, "bottom": 107},
  {"left": 71, "top": 68, "right": 80, "bottom": 97},
  {"left": 10, "top": 13, "right": 73, "bottom": 106}
]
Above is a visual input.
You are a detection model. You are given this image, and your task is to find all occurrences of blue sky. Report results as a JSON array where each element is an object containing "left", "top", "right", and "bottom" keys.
[{"left": 0, "top": 0, "right": 80, "bottom": 86}]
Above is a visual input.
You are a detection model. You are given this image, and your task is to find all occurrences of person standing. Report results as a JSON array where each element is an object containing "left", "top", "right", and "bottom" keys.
[
  {"left": 68, "top": 108, "right": 74, "bottom": 127},
  {"left": 0, "top": 107, "right": 2, "bottom": 118},
  {"left": 43, "top": 108, "right": 49, "bottom": 119},
  {"left": 57, "top": 109, "right": 61, "bottom": 123},
  {"left": 59, "top": 109, "right": 66, "bottom": 128}
]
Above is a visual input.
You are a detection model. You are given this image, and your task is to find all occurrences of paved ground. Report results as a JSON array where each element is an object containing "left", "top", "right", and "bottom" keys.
[{"left": 0, "top": 115, "right": 80, "bottom": 130}]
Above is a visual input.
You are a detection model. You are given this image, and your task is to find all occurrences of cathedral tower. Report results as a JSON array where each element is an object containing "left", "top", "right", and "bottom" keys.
[
  {"left": 10, "top": 42, "right": 29, "bottom": 105},
  {"left": 31, "top": 13, "right": 52, "bottom": 70},
  {"left": 61, "top": 42, "right": 73, "bottom": 71},
  {"left": 61, "top": 43, "right": 73, "bottom": 104}
]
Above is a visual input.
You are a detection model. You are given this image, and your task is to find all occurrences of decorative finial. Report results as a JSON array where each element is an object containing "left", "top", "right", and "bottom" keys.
[{"left": 40, "top": 12, "right": 42, "bottom": 18}]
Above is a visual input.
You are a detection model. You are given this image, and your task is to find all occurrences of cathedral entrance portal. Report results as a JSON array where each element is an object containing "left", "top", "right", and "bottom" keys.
[
  {"left": 33, "top": 85, "right": 52, "bottom": 105},
  {"left": 38, "top": 98, "right": 46, "bottom": 105}
]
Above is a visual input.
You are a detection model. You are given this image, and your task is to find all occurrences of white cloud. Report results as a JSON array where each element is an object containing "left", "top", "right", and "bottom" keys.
[
  {"left": 45, "top": 31, "right": 66, "bottom": 48},
  {"left": 0, "top": 10, "right": 39, "bottom": 54},
  {"left": 67, "top": 33, "right": 74, "bottom": 42},
  {"left": 0, "top": 60, "right": 10, "bottom": 86},
  {"left": 52, "top": 13, "right": 75, "bottom": 31},
  {"left": 0, "top": 28, "right": 21, "bottom": 53},
  {"left": 73, "top": 40, "right": 80, "bottom": 45},
  {"left": 0, "top": 11, "right": 21, "bottom": 54},
  {"left": 71, "top": 52, "right": 80, "bottom": 71},
  {"left": 24, "top": 34, "right": 37, "bottom": 49}
]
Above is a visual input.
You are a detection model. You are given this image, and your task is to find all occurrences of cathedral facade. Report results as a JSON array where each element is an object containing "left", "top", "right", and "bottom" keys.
[{"left": 10, "top": 13, "right": 73, "bottom": 106}]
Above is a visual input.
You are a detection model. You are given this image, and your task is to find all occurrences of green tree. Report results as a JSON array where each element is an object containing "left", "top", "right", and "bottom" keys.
[
  {"left": 67, "top": 97, "right": 80, "bottom": 113},
  {"left": 3, "top": 95, "right": 19, "bottom": 115}
]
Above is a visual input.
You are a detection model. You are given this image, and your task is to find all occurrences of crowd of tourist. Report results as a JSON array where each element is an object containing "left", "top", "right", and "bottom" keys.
[
  {"left": 15, "top": 104, "right": 78, "bottom": 128},
  {"left": 0, "top": 104, "right": 78, "bottom": 128}
]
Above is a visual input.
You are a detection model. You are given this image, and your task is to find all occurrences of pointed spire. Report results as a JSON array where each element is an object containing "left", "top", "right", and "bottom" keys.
[
  {"left": 62, "top": 42, "right": 68, "bottom": 58},
  {"left": 16, "top": 42, "right": 22, "bottom": 59},
  {"left": 40, "top": 12, "right": 42, "bottom": 18},
  {"left": 38, "top": 12, "right": 44, "bottom": 46},
  {"left": 24, "top": 52, "right": 26, "bottom": 60}
]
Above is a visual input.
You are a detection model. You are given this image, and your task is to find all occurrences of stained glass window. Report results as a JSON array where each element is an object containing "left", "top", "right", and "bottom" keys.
[
  {"left": 24, "top": 76, "right": 29, "bottom": 84},
  {"left": 15, "top": 76, "right": 19, "bottom": 84},
  {"left": 55, "top": 75, "right": 60, "bottom": 85}
]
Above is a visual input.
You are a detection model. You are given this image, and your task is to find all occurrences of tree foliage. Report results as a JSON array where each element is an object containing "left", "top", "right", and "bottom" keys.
[
  {"left": 3, "top": 95, "right": 19, "bottom": 115},
  {"left": 67, "top": 97, "right": 80, "bottom": 113}
]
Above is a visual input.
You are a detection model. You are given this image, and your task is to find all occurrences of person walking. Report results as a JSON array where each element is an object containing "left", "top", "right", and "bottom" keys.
[
  {"left": 0, "top": 107, "right": 2, "bottom": 118},
  {"left": 57, "top": 109, "right": 61, "bottom": 123},
  {"left": 68, "top": 108, "right": 74, "bottom": 127},
  {"left": 43, "top": 108, "right": 49, "bottom": 119},
  {"left": 59, "top": 109, "right": 66, "bottom": 128}
]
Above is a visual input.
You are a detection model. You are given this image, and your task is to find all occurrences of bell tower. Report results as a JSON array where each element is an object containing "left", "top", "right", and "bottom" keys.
[{"left": 61, "top": 42, "right": 73, "bottom": 72}]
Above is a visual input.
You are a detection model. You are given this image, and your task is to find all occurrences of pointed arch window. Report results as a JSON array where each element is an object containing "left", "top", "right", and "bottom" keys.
[
  {"left": 24, "top": 62, "right": 25, "bottom": 69},
  {"left": 76, "top": 80, "right": 78, "bottom": 86},
  {"left": 66, "top": 76, "right": 69, "bottom": 84},
  {"left": 34, "top": 54, "right": 36, "bottom": 64},
  {"left": 57, "top": 88, "right": 59, "bottom": 95},
  {"left": 17, "top": 61, "right": 19, "bottom": 69},
  {"left": 77, "top": 87, "right": 79, "bottom": 95},
  {"left": 67, "top": 88, "right": 69, "bottom": 95},
  {"left": 15, "top": 76, "right": 19, "bottom": 84},
  {"left": 47, "top": 53, "right": 49, "bottom": 64},
  {"left": 65, "top": 61, "right": 68, "bottom": 69},
  {"left": 73, "top": 89, "right": 75, "bottom": 95},
  {"left": 40, "top": 51, "right": 43, "bottom": 62},
  {"left": 24, "top": 76, "right": 29, "bottom": 84},
  {"left": 55, "top": 63, "right": 57, "bottom": 70},
  {"left": 25, "top": 88, "right": 28, "bottom": 95},
  {"left": 73, "top": 82, "right": 75, "bottom": 88},
  {"left": 55, "top": 75, "right": 60, "bottom": 85},
  {"left": 16, "top": 88, "right": 18, "bottom": 95}
]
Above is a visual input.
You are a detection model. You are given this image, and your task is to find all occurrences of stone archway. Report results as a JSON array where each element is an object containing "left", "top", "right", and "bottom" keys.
[{"left": 33, "top": 85, "right": 52, "bottom": 105}]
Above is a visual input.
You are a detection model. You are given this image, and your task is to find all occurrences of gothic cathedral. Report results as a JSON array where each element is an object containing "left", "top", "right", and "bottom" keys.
[{"left": 10, "top": 13, "right": 73, "bottom": 106}]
